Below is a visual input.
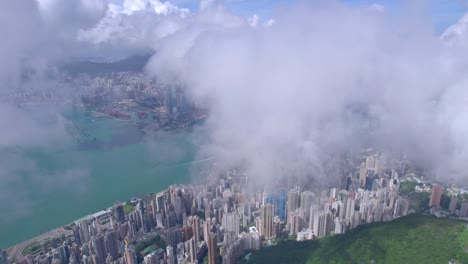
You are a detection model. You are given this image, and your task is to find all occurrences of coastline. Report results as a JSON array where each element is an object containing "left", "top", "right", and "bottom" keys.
[{"left": 0, "top": 109, "right": 199, "bottom": 250}]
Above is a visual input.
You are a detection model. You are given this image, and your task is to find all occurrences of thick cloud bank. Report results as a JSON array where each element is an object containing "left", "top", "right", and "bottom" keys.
[
  {"left": 144, "top": 2, "right": 468, "bottom": 185},
  {"left": 3, "top": 0, "right": 468, "bottom": 201}
]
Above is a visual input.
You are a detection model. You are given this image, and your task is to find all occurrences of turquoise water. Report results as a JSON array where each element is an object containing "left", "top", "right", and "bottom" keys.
[{"left": 0, "top": 109, "right": 200, "bottom": 248}]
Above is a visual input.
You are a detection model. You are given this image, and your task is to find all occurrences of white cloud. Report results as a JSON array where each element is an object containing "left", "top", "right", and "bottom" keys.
[
  {"left": 248, "top": 14, "right": 260, "bottom": 27},
  {"left": 441, "top": 12, "right": 468, "bottom": 45},
  {"left": 248, "top": 14, "right": 275, "bottom": 28},
  {"left": 5, "top": 0, "right": 468, "bottom": 191},
  {"left": 369, "top": 3, "right": 385, "bottom": 12},
  {"left": 143, "top": 1, "right": 468, "bottom": 185}
]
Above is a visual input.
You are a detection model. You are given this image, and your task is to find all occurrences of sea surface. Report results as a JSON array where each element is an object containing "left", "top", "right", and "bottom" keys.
[{"left": 0, "top": 108, "right": 202, "bottom": 248}]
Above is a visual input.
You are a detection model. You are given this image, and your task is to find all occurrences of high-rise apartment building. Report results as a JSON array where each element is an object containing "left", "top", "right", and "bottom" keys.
[
  {"left": 114, "top": 202, "right": 126, "bottom": 224},
  {"left": 92, "top": 235, "right": 106, "bottom": 264},
  {"left": 261, "top": 204, "right": 275, "bottom": 239},
  {"left": 429, "top": 184, "right": 443, "bottom": 207},
  {"left": 124, "top": 248, "right": 136, "bottom": 264},
  {"left": 192, "top": 215, "right": 201, "bottom": 244},
  {"left": 79, "top": 220, "right": 90, "bottom": 244},
  {"left": 208, "top": 233, "right": 218, "bottom": 264},
  {"left": 449, "top": 196, "right": 458, "bottom": 214},
  {"left": 0, "top": 249, "right": 8, "bottom": 264},
  {"left": 461, "top": 202, "right": 468, "bottom": 217},
  {"left": 287, "top": 188, "right": 300, "bottom": 215}
]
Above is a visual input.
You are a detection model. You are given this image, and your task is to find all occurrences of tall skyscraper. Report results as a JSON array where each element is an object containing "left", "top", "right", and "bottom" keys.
[
  {"left": 365, "top": 156, "right": 375, "bottom": 169},
  {"left": 143, "top": 252, "right": 160, "bottom": 264},
  {"left": 449, "top": 196, "right": 458, "bottom": 214},
  {"left": 207, "top": 233, "right": 218, "bottom": 264},
  {"left": 359, "top": 163, "right": 368, "bottom": 187},
  {"left": 78, "top": 220, "right": 90, "bottom": 244},
  {"left": 278, "top": 190, "right": 287, "bottom": 221},
  {"left": 333, "top": 218, "right": 345, "bottom": 234},
  {"left": 393, "top": 198, "right": 409, "bottom": 218},
  {"left": 288, "top": 211, "right": 300, "bottom": 236},
  {"left": 300, "top": 191, "right": 314, "bottom": 223},
  {"left": 192, "top": 215, "right": 201, "bottom": 244},
  {"left": 203, "top": 220, "right": 211, "bottom": 242},
  {"left": 461, "top": 202, "right": 468, "bottom": 217},
  {"left": 429, "top": 184, "right": 443, "bottom": 207},
  {"left": 287, "top": 188, "right": 300, "bottom": 231},
  {"left": 164, "top": 88, "right": 173, "bottom": 115},
  {"left": 150, "top": 199, "right": 158, "bottom": 226},
  {"left": 124, "top": 248, "right": 136, "bottom": 264},
  {"left": 166, "top": 246, "right": 175, "bottom": 264},
  {"left": 104, "top": 230, "right": 119, "bottom": 260},
  {"left": 189, "top": 238, "right": 197, "bottom": 263},
  {"left": 313, "top": 211, "right": 328, "bottom": 238},
  {"left": 261, "top": 204, "right": 275, "bottom": 239},
  {"left": 176, "top": 88, "right": 185, "bottom": 112},
  {"left": 0, "top": 249, "right": 8, "bottom": 264},
  {"left": 92, "top": 235, "right": 106, "bottom": 264},
  {"left": 222, "top": 212, "right": 240, "bottom": 236},
  {"left": 57, "top": 245, "right": 69, "bottom": 264},
  {"left": 114, "top": 202, "right": 126, "bottom": 223},
  {"left": 267, "top": 194, "right": 278, "bottom": 217},
  {"left": 345, "top": 196, "right": 356, "bottom": 224},
  {"left": 287, "top": 188, "right": 300, "bottom": 215},
  {"left": 156, "top": 192, "right": 166, "bottom": 212}
]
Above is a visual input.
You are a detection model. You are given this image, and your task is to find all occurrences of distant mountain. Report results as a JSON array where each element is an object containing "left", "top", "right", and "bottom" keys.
[
  {"left": 63, "top": 54, "right": 152, "bottom": 75},
  {"left": 242, "top": 214, "right": 468, "bottom": 264}
]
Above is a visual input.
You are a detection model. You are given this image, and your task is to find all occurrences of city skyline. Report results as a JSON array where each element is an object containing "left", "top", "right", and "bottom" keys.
[
  {"left": 5, "top": 150, "right": 468, "bottom": 263},
  {"left": 4, "top": 0, "right": 468, "bottom": 263}
]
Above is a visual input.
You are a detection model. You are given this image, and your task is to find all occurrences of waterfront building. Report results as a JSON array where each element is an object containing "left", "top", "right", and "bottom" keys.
[
  {"left": 79, "top": 220, "right": 91, "bottom": 244},
  {"left": 7, "top": 151, "right": 425, "bottom": 264},
  {"left": 1, "top": 249, "right": 9, "bottom": 264},
  {"left": 156, "top": 192, "right": 166, "bottom": 212},
  {"left": 114, "top": 202, "right": 126, "bottom": 224}
]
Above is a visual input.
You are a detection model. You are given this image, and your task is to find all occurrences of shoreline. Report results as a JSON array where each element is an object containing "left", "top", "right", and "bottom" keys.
[{"left": 0, "top": 109, "right": 199, "bottom": 251}]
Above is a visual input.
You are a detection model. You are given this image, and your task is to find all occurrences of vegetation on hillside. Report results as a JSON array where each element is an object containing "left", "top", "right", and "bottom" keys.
[
  {"left": 241, "top": 214, "right": 468, "bottom": 264},
  {"left": 399, "top": 181, "right": 430, "bottom": 213}
]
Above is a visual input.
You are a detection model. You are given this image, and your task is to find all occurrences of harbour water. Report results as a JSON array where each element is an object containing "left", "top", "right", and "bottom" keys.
[{"left": 0, "top": 109, "right": 201, "bottom": 248}]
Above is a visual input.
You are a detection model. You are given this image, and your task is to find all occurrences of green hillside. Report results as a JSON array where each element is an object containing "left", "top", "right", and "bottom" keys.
[{"left": 242, "top": 214, "right": 468, "bottom": 264}]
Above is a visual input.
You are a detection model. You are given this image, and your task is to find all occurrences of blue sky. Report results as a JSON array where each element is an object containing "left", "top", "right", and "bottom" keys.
[
  {"left": 112, "top": 0, "right": 468, "bottom": 32},
  {"left": 217, "top": 0, "right": 467, "bottom": 32}
]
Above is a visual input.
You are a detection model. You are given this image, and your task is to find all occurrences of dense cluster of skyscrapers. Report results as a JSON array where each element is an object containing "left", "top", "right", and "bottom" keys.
[
  {"left": 79, "top": 73, "right": 191, "bottom": 115},
  {"left": 5, "top": 153, "right": 411, "bottom": 264}
]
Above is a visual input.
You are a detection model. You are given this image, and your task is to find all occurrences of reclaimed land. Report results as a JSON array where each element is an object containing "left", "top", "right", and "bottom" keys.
[{"left": 242, "top": 214, "right": 468, "bottom": 264}]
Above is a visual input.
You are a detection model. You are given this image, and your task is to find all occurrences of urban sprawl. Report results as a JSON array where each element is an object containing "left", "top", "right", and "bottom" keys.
[{"left": 3, "top": 151, "right": 467, "bottom": 264}]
